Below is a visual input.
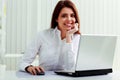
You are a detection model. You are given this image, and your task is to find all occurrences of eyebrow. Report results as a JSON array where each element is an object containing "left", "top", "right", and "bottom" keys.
[{"left": 61, "top": 12, "right": 75, "bottom": 15}]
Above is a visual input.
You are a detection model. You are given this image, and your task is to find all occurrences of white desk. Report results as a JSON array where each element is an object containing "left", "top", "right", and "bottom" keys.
[{"left": 1, "top": 71, "right": 120, "bottom": 80}]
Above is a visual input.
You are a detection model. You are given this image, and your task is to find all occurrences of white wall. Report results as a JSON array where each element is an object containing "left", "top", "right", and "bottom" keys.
[
  {"left": 4, "top": 0, "right": 38, "bottom": 70},
  {"left": 37, "top": 0, "right": 58, "bottom": 31},
  {"left": 4, "top": 0, "right": 120, "bottom": 70},
  {"left": 5, "top": 0, "right": 38, "bottom": 54}
]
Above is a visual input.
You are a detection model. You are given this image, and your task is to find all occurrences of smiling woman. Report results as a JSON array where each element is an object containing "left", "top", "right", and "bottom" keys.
[{"left": 19, "top": 0, "right": 80, "bottom": 75}]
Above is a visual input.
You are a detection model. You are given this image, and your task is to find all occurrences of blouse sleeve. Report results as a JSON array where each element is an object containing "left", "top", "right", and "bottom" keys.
[
  {"left": 18, "top": 33, "right": 42, "bottom": 71},
  {"left": 58, "top": 34, "right": 80, "bottom": 71}
]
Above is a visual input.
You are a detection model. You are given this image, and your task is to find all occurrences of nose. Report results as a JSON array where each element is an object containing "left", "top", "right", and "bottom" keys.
[
  {"left": 66, "top": 16, "right": 74, "bottom": 24},
  {"left": 67, "top": 16, "right": 71, "bottom": 21}
]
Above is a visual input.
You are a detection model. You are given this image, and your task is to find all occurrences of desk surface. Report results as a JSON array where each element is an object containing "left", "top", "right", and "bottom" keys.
[{"left": 1, "top": 71, "right": 120, "bottom": 80}]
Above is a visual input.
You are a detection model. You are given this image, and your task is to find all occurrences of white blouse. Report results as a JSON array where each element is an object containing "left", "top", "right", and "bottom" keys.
[{"left": 19, "top": 27, "right": 80, "bottom": 71}]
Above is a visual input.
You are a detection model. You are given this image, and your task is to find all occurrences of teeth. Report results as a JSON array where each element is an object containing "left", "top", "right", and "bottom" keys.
[{"left": 65, "top": 24, "right": 72, "bottom": 27}]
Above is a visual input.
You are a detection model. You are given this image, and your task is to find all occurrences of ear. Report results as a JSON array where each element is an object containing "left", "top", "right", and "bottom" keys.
[{"left": 56, "top": 19, "right": 58, "bottom": 22}]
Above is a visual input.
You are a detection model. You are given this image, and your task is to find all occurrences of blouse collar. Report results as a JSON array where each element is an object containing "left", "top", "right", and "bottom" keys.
[{"left": 54, "top": 27, "right": 61, "bottom": 35}]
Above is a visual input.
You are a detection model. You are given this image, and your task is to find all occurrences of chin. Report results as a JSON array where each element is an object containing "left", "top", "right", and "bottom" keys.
[
  {"left": 66, "top": 29, "right": 71, "bottom": 31},
  {"left": 64, "top": 27, "right": 71, "bottom": 30}
]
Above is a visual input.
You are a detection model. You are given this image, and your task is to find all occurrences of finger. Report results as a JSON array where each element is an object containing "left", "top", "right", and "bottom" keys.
[
  {"left": 72, "top": 23, "right": 78, "bottom": 27},
  {"left": 74, "top": 24, "right": 78, "bottom": 31},
  {"left": 35, "top": 66, "right": 45, "bottom": 73},
  {"left": 36, "top": 66, "right": 44, "bottom": 72},
  {"left": 75, "top": 23, "right": 79, "bottom": 26},
  {"left": 29, "top": 69, "right": 35, "bottom": 75},
  {"left": 27, "top": 66, "right": 33, "bottom": 74},
  {"left": 35, "top": 66, "right": 41, "bottom": 73},
  {"left": 39, "top": 67, "right": 45, "bottom": 72},
  {"left": 72, "top": 23, "right": 78, "bottom": 30},
  {"left": 31, "top": 67, "right": 37, "bottom": 75},
  {"left": 69, "top": 26, "right": 78, "bottom": 34}
]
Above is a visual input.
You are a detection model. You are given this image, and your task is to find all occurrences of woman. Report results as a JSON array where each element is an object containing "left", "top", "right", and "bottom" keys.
[{"left": 19, "top": 0, "right": 81, "bottom": 75}]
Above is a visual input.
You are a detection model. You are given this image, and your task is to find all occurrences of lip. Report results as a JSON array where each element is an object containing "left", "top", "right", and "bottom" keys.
[
  {"left": 64, "top": 23, "right": 72, "bottom": 27},
  {"left": 64, "top": 24, "right": 72, "bottom": 30}
]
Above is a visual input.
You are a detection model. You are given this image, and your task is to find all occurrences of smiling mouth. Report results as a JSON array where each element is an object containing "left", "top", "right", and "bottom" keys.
[
  {"left": 64, "top": 23, "right": 72, "bottom": 27},
  {"left": 63, "top": 24, "right": 73, "bottom": 31}
]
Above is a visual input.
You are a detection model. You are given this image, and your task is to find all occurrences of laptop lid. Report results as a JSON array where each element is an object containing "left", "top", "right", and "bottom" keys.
[{"left": 75, "top": 34, "right": 117, "bottom": 71}]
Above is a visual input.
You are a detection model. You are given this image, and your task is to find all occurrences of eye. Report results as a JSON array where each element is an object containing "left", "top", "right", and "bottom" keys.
[
  {"left": 61, "top": 14, "right": 67, "bottom": 18},
  {"left": 71, "top": 14, "right": 75, "bottom": 18}
]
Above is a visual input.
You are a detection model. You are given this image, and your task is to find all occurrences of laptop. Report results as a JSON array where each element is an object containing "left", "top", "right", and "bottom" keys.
[{"left": 55, "top": 34, "right": 117, "bottom": 77}]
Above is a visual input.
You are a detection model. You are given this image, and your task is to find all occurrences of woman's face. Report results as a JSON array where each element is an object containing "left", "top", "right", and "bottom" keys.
[{"left": 56, "top": 7, "right": 76, "bottom": 32}]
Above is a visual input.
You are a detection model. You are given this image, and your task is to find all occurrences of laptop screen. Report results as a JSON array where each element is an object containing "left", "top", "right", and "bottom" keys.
[{"left": 75, "top": 35, "right": 117, "bottom": 71}]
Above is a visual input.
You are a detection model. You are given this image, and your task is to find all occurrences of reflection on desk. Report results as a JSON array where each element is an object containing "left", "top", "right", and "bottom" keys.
[{"left": 1, "top": 71, "right": 120, "bottom": 80}]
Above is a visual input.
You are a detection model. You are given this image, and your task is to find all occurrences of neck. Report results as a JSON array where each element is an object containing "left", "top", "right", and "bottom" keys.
[{"left": 61, "top": 30, "right": 66, "bottom": 40}]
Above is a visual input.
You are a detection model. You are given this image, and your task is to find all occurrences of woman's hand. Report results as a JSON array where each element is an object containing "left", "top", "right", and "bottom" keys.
[
  {"left": 67, "top": 23, "right": 78, "bottom": 35},
  {"left": 26, "top": 65, "right": 44, "bottom": 75},
  {"left": 66, "top": 23, "right": 79, "bottom": 43}
]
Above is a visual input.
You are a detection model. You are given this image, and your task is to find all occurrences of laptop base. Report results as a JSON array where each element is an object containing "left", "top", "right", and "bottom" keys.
[{"left": 55, "top": 69, "right": 112, "bottom": 77}]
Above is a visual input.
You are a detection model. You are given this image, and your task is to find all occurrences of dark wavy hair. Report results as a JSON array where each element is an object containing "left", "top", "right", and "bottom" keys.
[{"left": 51, "top": 0, "right": 80, "bottom": 34}]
